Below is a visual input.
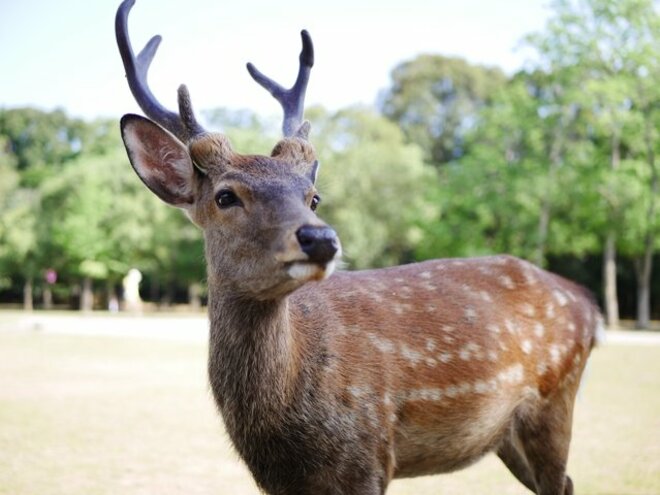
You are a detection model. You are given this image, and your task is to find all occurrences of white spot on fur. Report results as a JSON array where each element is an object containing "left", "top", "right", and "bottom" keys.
[
  {"left": 487, "top": 350, "right": 498, "bottom": 361},
  {"left": 400, "top": 344, "right": 423, "bottom": 366},
  {"left": 520, "top": 303, "right": 536, "bottom": 317},
  {"left": 425, "top": 303, "right": 437, "bottom": 312},
  {"left": 445, "top": 385, "right": 458, "bottom": 398},
  {"left": 442, "top": 325, "right": 455, "bottom": 333},
  {"left": 549, "top": 344, "right": 561, "bottom": 364},
  {"left": 545, "top": 303, "right": 556, "bottom": 318},
  {"left": 399, "top": 286, "right": 413, "bottom": 299},
  {"left": 477, "top": 266, "right": 494, "bottom": 276},
  {"left": 425, "top": 339, "right": 437, "bottom": 352},
  {"left": 553, "top": 290, "right": 569, "bottom": 307},
  {"left": 474, "top": 380, "right": 489, "bottom": 394},
  {"left": 536, "top": 361, "right": 548, "bottom": 375},
  {"left": 479, "top": 290, "right": 493, "bottom": 302},
  {"left": 486, "top": 323, "right": 501, "bottom": 334},
  {"left": 348, "top": 385, "right": 372, "bottom": 398},
  {"left": 459, "top": 342, "right": 482, "bottom": 361},
  {"left": 499, "top": 275, "right": 516, "bottom": 289},
  {"left": 443, "top": 335, "right": 455, "bottom": 344},
  {"left": 504, "top": 319, "right": 521, "bottom": 335},
  {"left": 521, "top": 340, "right": 533, "bottom": 354},
  {"left": 419, "top": 271, "right": 432, "bottom": 279},
  {"left": 370, "top": 292, "right": 384, "bottom": 303},
  {"left": 534, "top": 322, "right": 545, "bottom": 338},
  {"left": 522, "top": 266, "right": 538, "bottom": 285},
  {"left": 367, "top": 333, "right": 395, "bottom": 354},
  {"left": 498, "top": 363, "right": 525, "bottom": 384},
  {"left": 465, "top": 306, "right": 478, "bottom": 322},
  {"left": 567, "top": 322, "right": 576, "bottom": 332},
  {"left": 458, "top": 382, "right": 472, "bottom": 395},
  {"left": 438, "top": 352, "right": 452, "bottom": 363},
  {"left": 417, "top": 388, "right": 443, "bottom": 401}
]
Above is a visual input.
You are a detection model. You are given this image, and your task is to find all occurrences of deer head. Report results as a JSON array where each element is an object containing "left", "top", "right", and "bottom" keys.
[{"left": 115, "top": 0, "right": 340, "bottom": 300}]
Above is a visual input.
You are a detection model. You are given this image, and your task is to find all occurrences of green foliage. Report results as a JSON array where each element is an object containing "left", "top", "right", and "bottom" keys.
[
  {"left": 523, "top": 0, "right": 660, "bottom": 259},
  {"left": 311, "top": 106, "right": 435, "bottom": 268},
  {"left": 381, "top": 54, "right": 506, "bottom": 165},
  {"left": 0, "top": 0, "right": 658, "bottom": 317}
]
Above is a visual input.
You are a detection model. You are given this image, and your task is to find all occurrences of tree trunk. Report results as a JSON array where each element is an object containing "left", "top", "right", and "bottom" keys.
[
  {"left": 150, "top": 274, "right": 160, "bottom": 305},
  {"left": 23, "top": 277, "right": 33, "bottom": 312},
  {"left": 602, "top": 129, "right": 621, "bottom": 329},
  {"left": 535, "top": 116, "right": 564, "bottom": 267},
  {"left": 107, "top": 280, "right": 119, "bottom": 312},
  {"left": 42, "top": 287, "right": 53, "bottom": 310},
  {"left": 603, "top": 233, "right": 619, "bottom": 329},
  {"left": 635, "top": 105, "right": 658, "bottom": 329},
  {"left": 80, "top": 277, "right": 93, "bottom": 312},
  {"left": 188, "top": 283, "right": 202, "bottom": 311},
  {"left": 634, "top": 253, "right": 652, "bottom": 329},
  {"left": 536, "top": 195, "right": 551, "bottom": 268}
]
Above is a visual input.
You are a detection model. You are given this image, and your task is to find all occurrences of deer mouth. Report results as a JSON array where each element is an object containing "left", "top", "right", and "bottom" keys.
[{"left": 287, "top": 260, "right": 337, "bottom": 282}]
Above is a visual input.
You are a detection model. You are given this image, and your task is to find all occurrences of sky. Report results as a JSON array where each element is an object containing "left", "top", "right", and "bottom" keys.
[{"left": 0, "top": 0, "right": 552, "bottom": 123}]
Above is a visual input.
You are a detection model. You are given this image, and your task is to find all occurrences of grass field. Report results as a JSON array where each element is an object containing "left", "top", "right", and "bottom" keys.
[{"left": 0, "top": 316, "right": 659, "bottom": 495}]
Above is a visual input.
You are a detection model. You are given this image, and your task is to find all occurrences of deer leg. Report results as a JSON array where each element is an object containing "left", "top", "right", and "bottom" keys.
[
  {"left": 496, "top": 438, "right": 537, "bottom": 493},
  {"left": 517, "top": 389, "right": 576, "bottom": 495}
]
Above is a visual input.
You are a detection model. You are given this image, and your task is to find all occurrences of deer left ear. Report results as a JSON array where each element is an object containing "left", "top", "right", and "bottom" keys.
[{"left": 120, "top": 114, "right": 196, "bottom": 208}]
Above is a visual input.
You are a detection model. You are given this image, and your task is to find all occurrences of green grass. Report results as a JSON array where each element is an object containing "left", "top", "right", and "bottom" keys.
[{"left": 0, "top": 328, "right": 658, "bottom": 495}]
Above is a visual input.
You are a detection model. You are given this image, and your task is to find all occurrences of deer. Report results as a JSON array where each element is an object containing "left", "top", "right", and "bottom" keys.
[{"left": 115, "top": 1, "right": 602, "bottom": 494}]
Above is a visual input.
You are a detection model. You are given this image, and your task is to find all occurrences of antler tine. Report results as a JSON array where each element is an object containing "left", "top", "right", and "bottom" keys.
[
  {"left": 115, "top": 0, "right": 205, "bottom": 142},
  {"left": 247, "top": 30, "right": 314, "bottom": 138}
]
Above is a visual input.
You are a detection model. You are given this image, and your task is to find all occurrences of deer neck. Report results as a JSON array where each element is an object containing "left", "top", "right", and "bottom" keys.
[{"left": 207, "top": 286, "right": 301, "bottom": 433}]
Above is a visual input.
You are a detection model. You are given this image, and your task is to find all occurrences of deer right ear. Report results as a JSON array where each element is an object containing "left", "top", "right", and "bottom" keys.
[{"left": 120, "top": 114, "right": 196, "bottom": 207}]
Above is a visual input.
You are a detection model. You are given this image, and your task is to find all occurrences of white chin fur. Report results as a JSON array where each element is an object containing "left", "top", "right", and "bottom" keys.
[{"left": 288, "top": 261, "right": 336, "bottom": 282}]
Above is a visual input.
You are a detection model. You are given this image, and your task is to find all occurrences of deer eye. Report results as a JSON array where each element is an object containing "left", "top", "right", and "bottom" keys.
[
  {"left": 310, "top": 194, "right": 321, "bottom": 212},
  {"left": 216, "top": 189, "right": 242, "bottom": 209}
]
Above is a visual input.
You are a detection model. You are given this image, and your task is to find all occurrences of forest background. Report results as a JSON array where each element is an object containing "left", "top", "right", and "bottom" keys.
[{"left": 1, "top": 0, "right": 658, "bottom": 330}]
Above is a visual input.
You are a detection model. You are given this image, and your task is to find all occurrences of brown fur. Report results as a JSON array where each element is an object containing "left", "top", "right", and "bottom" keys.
[{"left": 120, "top": 114, "right": 599, "bottom": 495}]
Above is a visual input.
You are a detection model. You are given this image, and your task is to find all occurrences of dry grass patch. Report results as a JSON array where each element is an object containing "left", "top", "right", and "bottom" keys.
[{"left": 0, "top": 326, "right": 658, "bottom": 495}]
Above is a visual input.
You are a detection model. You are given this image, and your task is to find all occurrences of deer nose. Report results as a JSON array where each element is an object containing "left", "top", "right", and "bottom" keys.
[{"left": 296, "top": 225, "right": 339, "bottom": 265}]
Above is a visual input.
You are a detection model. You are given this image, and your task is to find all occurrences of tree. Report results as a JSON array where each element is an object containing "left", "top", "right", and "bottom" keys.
[
  {"left": 0, "top": 136, "right": 38, "bottom": 309},
  {"left": 525, "top": 0, "right": 660, "bottom": 328},
  {"left": 0, "top": 109, "right": 124, "bottom": 309},
  {"left": 380, "top": 55, "right": 506, "bottom": 166},
  {"left": 310, "top": 106, "right": 435, "bottom": 268}
]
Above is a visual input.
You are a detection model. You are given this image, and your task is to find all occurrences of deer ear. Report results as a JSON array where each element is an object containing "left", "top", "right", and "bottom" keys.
[
  {"left": 309, "top": 160, "right": 320, "bottom": 184},
  {"left": 120, "top": 114, "right": 195, "bottom": 207}
]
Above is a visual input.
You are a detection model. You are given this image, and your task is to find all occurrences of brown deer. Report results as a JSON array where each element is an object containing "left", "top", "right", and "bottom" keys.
[{"left": 115, "top": 1, "right": 601, "bottom": 493}]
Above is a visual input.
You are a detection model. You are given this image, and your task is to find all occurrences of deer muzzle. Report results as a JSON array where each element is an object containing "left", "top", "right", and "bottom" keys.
[{"left": 295, "top": 225, "right": 340, "bottom": 265}]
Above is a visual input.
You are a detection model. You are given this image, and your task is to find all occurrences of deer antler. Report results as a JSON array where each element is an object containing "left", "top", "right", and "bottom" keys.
[
  {"left": 115, "top": 0, "right": 205, "bottom": 142},
  {"left": 247, "top": 30, "right": 314, "bottom": 138}
]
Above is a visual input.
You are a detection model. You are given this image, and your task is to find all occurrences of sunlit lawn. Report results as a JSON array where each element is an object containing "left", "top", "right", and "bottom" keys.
[{"left": 0, "top": 318, "right": 659, "bottom": 495}]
